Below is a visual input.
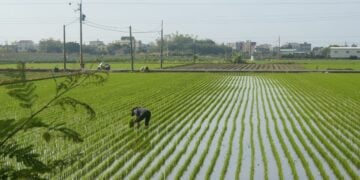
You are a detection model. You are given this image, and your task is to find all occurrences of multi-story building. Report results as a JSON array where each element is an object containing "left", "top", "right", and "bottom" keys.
[{"left": 255, "top": 44, "right": 273, "bottom": 59}]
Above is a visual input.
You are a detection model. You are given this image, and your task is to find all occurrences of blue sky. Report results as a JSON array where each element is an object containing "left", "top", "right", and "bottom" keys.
[{"left": 0, "top": 0, "right": 359, "bottom": 47}]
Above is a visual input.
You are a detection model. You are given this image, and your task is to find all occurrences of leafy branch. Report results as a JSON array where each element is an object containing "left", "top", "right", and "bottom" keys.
[{"left": 0, "top": 62, "right": 108, "bottom": 179}]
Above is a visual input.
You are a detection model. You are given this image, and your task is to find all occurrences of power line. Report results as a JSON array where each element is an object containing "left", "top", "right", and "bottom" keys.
[
  {"left": 132, "top": 30, "right": 160, "bottom": 34},
  {"left": 84, "top": 21, "right": 161, "bottom": 34},
  {"left": 85, "top": 20, "right": 128, "bottom": 30},
  {"left": 2, "top": 1, "right": 360, "bottom": 6},
  {"left": 65, "top": 18, "right": 79, "bottom": 26},
  {"left": 83, "top": 22, "right": 128, "bottom": 33}
]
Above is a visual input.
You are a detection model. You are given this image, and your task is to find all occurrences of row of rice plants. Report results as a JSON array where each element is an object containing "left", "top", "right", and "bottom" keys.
[
  {"left": 234, "top": 77, "right": 253, "bottom": 180},
  {"left": 261, "top": 77, "right": 316, "bottom": 180},
  {"left": 262, "top": 78, "right": 299, "bottom": 180},
  {"left": 57, "top": 74, "right": 219, "bottom": 178},
  {"left": 249, "top": 81, "right": 256, "bottom": 180},
  {"left": 276, "top": 77, "right": 359, "bottom": 156},
  {"left": 296, "top": 74, "right": 360, "bottom": 121},
  {"left": 143, "top": 76, "right": 238, "bottom": 180},
  {"left": 280, "top": 78, "right": 360, "bottom": 154},
  {"left": 281, "top": 76, "right": 360, "bottom": 135},
  {"left": 264, "top": 77, "right": 331, "bottom": 180},
  {"left": 64, "top": 80, "right": 204, "bottom": 178},
  {"left": 272, "top": 78, "right": 350, "bottom": 179},
  {"left": 124, "top": 77, "right": 234, "bottom": 180},
  {"left": 96, "top": 77, "right": 226, "bottom": 179},
  {"left": 279, "top": 77, "right": 360, "bottom": 148},
  {"left": 275, "top": 79, "right": 359, "bottom": 178},
  {"left": 165, "top": 77, "right": 236, "bottom": 180},
  {"left": 176, "top": 77, "right": 241, "bottom": 180},
  {"left": 291, "top": 86, "right": 360, "bottom": 167},
  {"left": 219, "top": 75, "right": 248, "bottom": 180},
  {"left": 205, "top": 76, "right": 246, "bottom": 180},
  {"left": 47, "top": 75, "right": 204, "bottom": 177},
  {"left": 254, "top": 79, "right": 269, "bottom": 180},
  {"left": 188, "top": 79, "right": 240, "bottom": 180},
  {"left": 259, "top": 80, "right": 283, "bottom": 180}
]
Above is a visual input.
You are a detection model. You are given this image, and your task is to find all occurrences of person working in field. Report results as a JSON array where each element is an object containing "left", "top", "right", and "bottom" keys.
[{"left": 130, "top": 107, "right": 151, "bottom": 128}]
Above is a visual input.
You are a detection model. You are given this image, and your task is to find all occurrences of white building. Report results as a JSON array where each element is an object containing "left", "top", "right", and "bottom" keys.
[
  {"left": 89, "top": 40, "right": 104, "bottom": 46},
  {"left": 15, "top": 40, "right": 35, "bottom": 52},
  {"left": 280, "top": 49, "right": 297, "bottom": 55},
  {"left": 330, "top": 47, "right": 360, "bottom": 58},
  {"left": 282, "top": 42, "right": 311, "bottom": 54}
]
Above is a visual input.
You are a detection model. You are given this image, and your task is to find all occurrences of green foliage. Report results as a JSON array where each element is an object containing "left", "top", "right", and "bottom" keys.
[
  {"left": 65, "top": 42, "right": 80, "bottom": 54},
  {"left": 233, "top": 55, "right": 246, "bottom": 64},
  {"left": 0, "top": 72, "right": 359, "bottom": 179},
  {"left": 0, "top": 62, "right": 108, "bottom": 179},
  {"left": 39, "top": 38, "right": 62, "bottom": 53},
  {"left": 159, "top": 33, "right": 232, "bottom": 56}
]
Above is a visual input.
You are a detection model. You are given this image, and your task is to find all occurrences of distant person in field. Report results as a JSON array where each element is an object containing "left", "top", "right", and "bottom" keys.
[{"left": 130, "top": 107, "right": 151, "bottom": 128}]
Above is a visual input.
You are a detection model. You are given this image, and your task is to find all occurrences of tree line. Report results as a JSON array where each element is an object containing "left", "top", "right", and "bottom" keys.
[{"left": 23, "top": 34, "right": 233, "bottom": 57}]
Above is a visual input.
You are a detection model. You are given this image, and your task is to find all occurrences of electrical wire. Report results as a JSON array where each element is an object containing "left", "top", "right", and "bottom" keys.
[
  {"left": 84, "top": 20, "right": 161, "bottom": 34},
  {"left": 83, "top": 22, "right": 128, "bottom": 32},
  {"left": 85, "top": 20, "right": 128, "bottom": 30},
  {"left": 1, "top": 1, "right": 360, "bottom": 6},
  {"left": 65, "top": 18, "right": 79, "bottom": 26}
]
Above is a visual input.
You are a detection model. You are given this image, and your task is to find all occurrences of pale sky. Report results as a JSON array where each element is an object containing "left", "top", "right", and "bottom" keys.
[{"left": 0, "top": 0, "right": 359, "bottom": 47}]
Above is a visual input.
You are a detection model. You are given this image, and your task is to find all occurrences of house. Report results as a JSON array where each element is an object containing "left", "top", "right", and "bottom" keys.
[
  {"left": 114, "top": 36, "right": 142, "bottom": 49},
  {"left": 254, "top": 44, "right": 272, "bottom": 59},
  {"left": 89, "top": 40, "right": 104, "bottom": 47},
  {"left": 280, "top": 49, "right": 297, "bottom": 55},
  {"left": 330, "top": 47, "right": 360, "bottom": 58},
  {"left": 15, "top": 40, "right": 35, "bottom": 52},
  {"left": 312, "top": 47, "right": 325, "bottom": 57}
]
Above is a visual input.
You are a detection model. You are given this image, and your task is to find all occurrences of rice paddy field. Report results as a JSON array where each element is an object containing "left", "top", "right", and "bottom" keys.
[
  {"left": 0, "top": 72, "right": 359, "bottom": 179},
  {"left": 0, "top": 62, "right": 184, "bottom": 70},
  {"left": 0, "top": 59, "right": 359, "bottom": 71}
]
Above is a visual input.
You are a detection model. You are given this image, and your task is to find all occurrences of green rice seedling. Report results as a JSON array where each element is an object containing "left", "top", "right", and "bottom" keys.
[
  {"left": 252, "top": 77, "right": 269, "bottom": 180},
  {"left": 220, "top": 77, "right": 246, "bottom": 180},
  {"left": 259, "top": 81, "right": 284, "bottom": 180},
  {"left": 143, "top": 78, "right": 231, "bottom": 180},
  {"left": 264, "top": 77, "right": 315, "bottom": 180},
  {"left": 274, "top": 79, "right": 358, "bottom": 179},
  {"left": 262, "top": 79, "right": 299, "bottom": 180},
  {"left": 270, "top": 78, "right": 330, "bottom": 180},
  {"left": 176, "top": 77, "right": 239, "bottom": 180},
  {"left": 128, "top": 78, "right": 229, "bottom": 180},
  {"left": 205, "top": 80, "right": 244, "bottom": 180},
  {"left": 235, "top": 77, "right": 252, "bottom": 180}
]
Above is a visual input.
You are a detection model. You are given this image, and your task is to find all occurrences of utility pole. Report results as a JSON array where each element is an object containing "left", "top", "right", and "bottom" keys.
[
  {"left": 63, "top": 25, "right": 67, "bottom": 71},
  {"left": 249, "top": 40, "right": 252, "bottom": 60},
  {"left": 193, "top": 35, "right": 197, "bottom": 63},
  {"left": 277, "top": 36, "right": 281, "bottom": 60},
  {"left": 129, "top": 26, "right": 134, "bottom": 71},
  {"left": 79, "top": 1, "right": 84, "bottom": 70},
  {"left": 5, "top": 41, "right": 8, "bottom": 51},
  {"left": 160, "top": 20, "right": 164, "bottom": 69},
  {"left": 193, "top": 39, "right": 196, "bottom": 63}
]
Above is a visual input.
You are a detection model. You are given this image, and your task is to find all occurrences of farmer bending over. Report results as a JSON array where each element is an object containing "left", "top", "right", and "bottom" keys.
[{"left": 130, "top": 107, "right": 151, "bottom": 128}]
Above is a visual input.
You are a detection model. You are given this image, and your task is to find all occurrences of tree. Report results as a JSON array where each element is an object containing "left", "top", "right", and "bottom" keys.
[
  {"left": 0, "top": 63, "right": 108, "bottom": 179},
  {"left": 233, "top": 54, "right": 246, "bottom": 64},
  {"left": 39, "top": 39, "right": 62, "bottom": 53},
  {"left": 65, "top": 42, "right": 80, "bottom": 54},
  {"left": 156, "top": 33, "right": 232, "bottom": 56},
  {"left": 107, "top": 42, "right": 130, "bottom": 55}
]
